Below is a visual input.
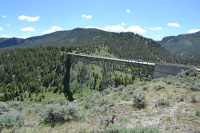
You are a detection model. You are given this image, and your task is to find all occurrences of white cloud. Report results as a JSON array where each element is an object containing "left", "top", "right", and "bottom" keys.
[
  {"left": 82, "top": 14, "right": 92, "bottom": 19},
  {"left": 6, "top": 24, "right": 10, "bottom": 26},
  {"left": 43, "top": 26, "right": 64, "bottom": 34},
  {"left": 167, "top": 23, "right": 180, "bottom": 27},
  {"left": 121, "top": 23, "right": 126, "bottom": 25},
  {"left": 86, "top": 25, "right": 146, "bottom": 34},
  {"left": 2, "top": 35, "right": 11, "bottom": 38},
  {"left": 149, "top": 27, "right": 162, "bottom": 30},
  {"left": 104, "top": 25, "right": 124, "bottom": 31},
  {"left": 126, "top": 9, "right": 131, "bottom": 13},
  {"left": 86, "top": 26, "right": 107, "bottom": 31},
  {"left": 0, "top": 27, "right": 3, "bottom": 30},
  {"left": 1, "top": 15, "right": 7, "bottom": 18},
  {"left": 43, "top": 29, "right": 55, "bottom": 34},
  {"left": 125, "top": 26, "right": 146, "bottom": 34},
  {"left": 51, "top": 26, "right": 63, "bottom": 30},
  {"left": 18, "top": 15, "right": 40, "bottom": 22},
  {"left": 21, "top": 27, "right": 35, "bottom": 31},
  {"left": 187, "top": 29, "right": 200, "bottom": 34},
  {"left": 20, "top": 35, "right": 31, "bottom": 39}
]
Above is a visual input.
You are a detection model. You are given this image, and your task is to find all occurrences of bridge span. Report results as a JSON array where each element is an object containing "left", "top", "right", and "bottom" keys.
[
  {"left": 64, "top": 53, "right": 199, "bottom": 100},
  {"left": 66, "top": 53, "right": 199, "bottom": 78},
  {"left": 67, "top": 53, "right": 155, "bottom": 66}
]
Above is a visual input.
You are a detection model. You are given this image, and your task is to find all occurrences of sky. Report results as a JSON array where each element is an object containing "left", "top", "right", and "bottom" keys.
[{"left": 0, "top": 0, "right": 200, "bottom": 40}]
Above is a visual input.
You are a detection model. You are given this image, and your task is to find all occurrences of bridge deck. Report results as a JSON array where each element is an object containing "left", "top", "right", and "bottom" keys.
[
  {"left": 67, "top": 53, "right": 155, "bottom": 66},
  {"left": 157, "top": 63, "right": 200, "bottom": 70}
]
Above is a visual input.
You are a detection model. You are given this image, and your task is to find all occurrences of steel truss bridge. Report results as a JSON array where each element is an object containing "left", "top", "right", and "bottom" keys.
[
  {"left": 63, "top": 53, "right": 155, "bottom": 100},
  {"left": 68, "top": 53, "right": 154, "bottom": 79},
  {"left": 63, "top": 53, "right": 200, "bottom": 100}
]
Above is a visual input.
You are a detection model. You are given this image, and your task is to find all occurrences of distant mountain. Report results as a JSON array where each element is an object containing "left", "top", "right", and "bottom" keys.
[
  {"left": 158, "top": 31, "right": 200, "bottom": 63},
  {"left": 0, "top": 28, "right": 109, "bottom": 49},
  {"left": 0, "top": 28, "right": 180, "bottom": 63},
  {"left": 0, "top": 38, "right": 22, "bottom": 48}
]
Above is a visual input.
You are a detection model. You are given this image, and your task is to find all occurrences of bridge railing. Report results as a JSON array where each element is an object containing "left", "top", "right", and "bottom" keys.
[{"left": 67, "top": 53, "right": 155, "bottom": 66}]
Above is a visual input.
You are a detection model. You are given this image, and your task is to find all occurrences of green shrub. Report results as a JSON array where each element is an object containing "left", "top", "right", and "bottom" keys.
[
  {"left": 176, "top": 72, "right": 186, "bottom": 78},
  {"left": 126, "top": 85, "right": 135, "bottom": 89},
  {"left": 165, "top": 79, "right": 174, "bottom": 85},
  {"left": 129, "top": 126, "right": 161, "bottom": 133},
  {"left": 134, "top": 82, "right": 148, "bottom": 87},
  {"left": 154, "top": 85, "right": 166, "bottom": 91},
  {"left": 117, "top": 85, "right": 125, "bottom": 91},
  {"left": 190, "top": 85, "right": 200, "bottom": 91},
  {"left": 167, "top": 94, "right": 173, "bottom": 99},
  {"left": 185, "top": 68, "right": 198, "bottom": 77},
  {"left": 50, "top": 97, "right": 68, "bottom": 105},
  {"left": 103, "top": 88, "right": 111, "bottom": 95},
  {"left": 121, "top": 93, "right": 131, "bottom": 101},
  {"left": 103, "top": 124, "right": 161, "bottom": 133},
  {"left": 31, "top": 103, "right": 46, "bottom": 114},
  {"left": 100, "top": 105, "right": 109, "bottom": 113},
  {"left": 103, "top": 124, "right": 128, "bottom": 133},
  {"left": 0, "top": 102, "right": 9, "bottom": 115},
  {"left": 0, "top": 113, "right": 25, "bottom": 130},
  {"left": 191, "top": 94, "right": 198, "bottom": 103},
  {"left": 125, "top": 88, "right": 135, "bottom": 95},
  {"left": 196, "top": 110, "right": 200, "bottom": 116},
  {"left": 151, "top": 79, "right": 160, "bottom": 82},
  {"left": 40, "top": 104, "right": 83, "bottom": 124},
  {"left": 142, "top": 85, "right": 149, "bottom": 91},
  {"left": 133, "top": 92, "right": 147, "bottom": 109},
  {"left": 99, "top": 97, "right": 109, "bottom": 106},
  {"left": 7, "top": 101, "right": 24, "bottom": 111},
  {"left": 84, "top": 102, "right": 92, "bottom": 109},
  {"left": 90, "top": 105, "right": 109, "bottom": 114},
  {"left": 166, "top": 75, "right": 173, "bottom": 79},
  {"left": 100, "top": 116, "right": 109, "bottom": 126},
  {"left": 90, "top": 106, "right": 101, "bottom": 114},
  {"left": 112, "top": 88, "right": 117, "bottom": 92},
  {"left": 174, "top": 82, "right": 181, "bottom": 86},
  {"left": 100, "top": 91, "right": 106, "bottom": 96},
  {"left": 176, "top": 95, "right": 186, "bottom": 102},
  {"left": 155, "top": 99, "right": 170, "bottom": 107},
  {"left": 186, "top": 84, "right": 200, "bottom": 91}
]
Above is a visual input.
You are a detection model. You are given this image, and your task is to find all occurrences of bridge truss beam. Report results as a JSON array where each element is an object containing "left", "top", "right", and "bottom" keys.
[
  {"left": 64, "top": 53, "right": 154, "bottom": 100},
  {"left": 68, "top": 53, "right": 154, "bottom": 80}
]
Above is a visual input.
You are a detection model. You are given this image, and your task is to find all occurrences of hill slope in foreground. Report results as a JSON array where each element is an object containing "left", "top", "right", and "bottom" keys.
[{"left": 0, "top": 68, "right": 200, "bottom": 133}]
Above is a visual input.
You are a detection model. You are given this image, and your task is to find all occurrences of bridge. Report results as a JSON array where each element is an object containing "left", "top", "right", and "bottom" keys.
[{"left": 63, "top": 53, "right": 199, "bottom": 100}]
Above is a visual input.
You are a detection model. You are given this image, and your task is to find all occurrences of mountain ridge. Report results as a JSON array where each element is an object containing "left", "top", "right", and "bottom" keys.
[
  {"left": 0, "top": 28, "right": 110, "bottom": 49},
  {"left": 158, "top": 31, "right": 200, "bottom": 61},
  {"left": 0, "top": 28, "right": 180, "bottom": 63}
]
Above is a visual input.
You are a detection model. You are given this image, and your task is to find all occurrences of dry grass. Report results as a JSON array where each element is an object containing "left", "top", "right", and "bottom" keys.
[{"left": 1, "top": 70, "right": 200, "bottom": 133}]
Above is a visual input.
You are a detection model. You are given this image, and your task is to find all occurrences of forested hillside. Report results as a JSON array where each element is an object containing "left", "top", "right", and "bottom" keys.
[
  {"left": 0, "top": 46, "right": 70, "bottom": 101},
  {"left": 102, "top": 32, "right": 180, "bottom": 63},
  {"left": 1, "top": 28, "right": 195, "bottom": 102},
  {"left": 158, "top": 31, "right": 200, "bottom": 65},
  {"left": 0, "top": 44, "right": 136, "bottom": 102}
]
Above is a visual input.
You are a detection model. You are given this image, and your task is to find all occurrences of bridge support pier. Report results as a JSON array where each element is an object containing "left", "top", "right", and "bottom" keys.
[
  {"left": 153, "top": 64, "right": 191, "bottom": 78},
  {"left": 63, "top": 55, "right": 74, "bottom": 101}
]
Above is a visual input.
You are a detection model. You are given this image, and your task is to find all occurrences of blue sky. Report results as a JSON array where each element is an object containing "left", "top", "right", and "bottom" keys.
[{"left": 0, "top": 0, "right": 199, "bottom": 40}]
